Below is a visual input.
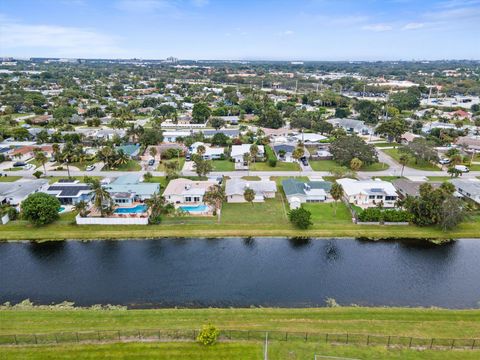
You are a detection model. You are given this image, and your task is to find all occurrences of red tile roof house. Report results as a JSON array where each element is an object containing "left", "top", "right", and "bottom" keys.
[
  {"left": 10, "top": 145, "right": 54, "bottom": 162},
  {"left": 448, "top": 110, "right": 472, "bottom": 120},
  {"left": 28, "top": 115, "right": 52, "bottom": 125}
]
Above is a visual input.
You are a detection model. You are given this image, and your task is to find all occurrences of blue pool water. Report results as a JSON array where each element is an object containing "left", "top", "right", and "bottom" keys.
[
  {"left": 114, "top": 205, "right": 148, "bottom": 214},
  {"left": 179, "top": 205, "right": 208, "bottom": 213},
  {"left": 58, "top": 207, "right": 65, "bottom": 213}
]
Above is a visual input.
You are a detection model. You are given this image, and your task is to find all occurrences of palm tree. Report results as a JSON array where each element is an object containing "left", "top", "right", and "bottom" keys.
[
  {"left": 203, "top": 184, "right": 226, "bottom": 222},
  {"left": 73, "top": 200, "right": 89, "bottom": 217},
  {"left": 249, "top": 144, "right": 259, "bottom": 164},
  {"left": 243, "top": 188, "right": 255, "bottom": 205},
  {"left": 292, "top": 147, "right": 305, "bottom": 162},
  {"left": 34, "top": 149, "right": 48, "bottom": 176},
  {"left": 88, "top": 179, "right": 112, "bottom": 217},
  {"left": 350, "top": 157, "right": 363, "bottom": 171},
  {"left": 399, "top": 154, "right": 409, "bottom": 177},
  {"left": 61, "top": 143, "right": 75, "bottom": 178},
  {"left": 115, "top": 150, "right": 129, "bottom": 168},
  {"left": 99, "top": 146, "right": 114, "bottom": 169},
  {"left": 145, "top": 192, "right": 167, "bottom": 224},
  {"left": 330, "top": 183, "right": 344, "bottom": 217},
  {"left": 197, "top": 145, "right": 206, "bottom": 157},
  {"left": 149, "top": 147, "right": 157, "bottom": 160},
  {"left": 52, "top": 143, "right": 61, "bottom": 162}
]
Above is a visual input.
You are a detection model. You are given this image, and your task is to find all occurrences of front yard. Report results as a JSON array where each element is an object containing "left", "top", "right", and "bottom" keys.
[
  {"left": 382, "top": 148, "right": 441, "bottom": 171},
  {"left": 157, "top": 158, "right": 186, "bottom": 172},
  {"left": 309, "top": 160, "right": 389, "bottom": 172},
  {"left": 212, "top": 160, "right": 235, "bottom": 171},
  {"left": 249, "top": 161, "right": 300, "bottom": 171},
  {"left": 105, "top": 159, "right": 142, "bottom": 171}
]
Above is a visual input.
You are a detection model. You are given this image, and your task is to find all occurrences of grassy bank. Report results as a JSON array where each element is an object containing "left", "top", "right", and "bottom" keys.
[{"left": 1, "top": 307, "right": 479, "bottom": 337}]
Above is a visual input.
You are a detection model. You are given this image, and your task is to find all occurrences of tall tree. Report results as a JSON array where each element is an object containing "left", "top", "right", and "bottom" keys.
[
  {"left": 243, "top": 188, "right": 256, "bottom": 205},
  {"left": 203, "top": 184, "right": 226, "bottom": 222},
  {"left": 33, "top": 149, "right": 48, "bottom": 176},
  {"left": 330, "top": 183, "right": 344, "bottom": 217}
]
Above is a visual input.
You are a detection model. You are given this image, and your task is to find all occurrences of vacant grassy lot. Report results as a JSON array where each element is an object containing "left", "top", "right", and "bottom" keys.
[
  {"left": 157, "top": 158, "right": 186, "bottom": 172},
  {"left": 144, "top": 176, "right": 169, "bottom": 189},
  {"left": 220, "top": 194, "right": 287, "bottom": 224},
  {"left": 0, "top": 342, "right": 263, "bottom": 360},
  {"left": 211, "top": 159, "right": 234, "bottom": 171},
  {"left": 303, "top": 202, "right": 352, "bottom": 224},
  {"left": 250, "top": 161, "right": 300, "bottom": 171},
  {"left": 382, "top": 148, "right": 441, "bottom": 171},
  {"left": 309, "top": 160, "right": 388, "bottom": 172},
  {"left": 1, "top": 307, "right": 479, "bottom": 338},
  {"left": 0, "top": 176, "right": 21, "bottom": 182},
  {"left": 427, "top": 176, "right": 453, "bottom": 182}
]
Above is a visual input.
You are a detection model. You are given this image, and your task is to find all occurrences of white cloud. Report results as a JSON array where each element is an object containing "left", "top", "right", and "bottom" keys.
[
  {"left": 402, "top": 22, "right": 425, "bottom": 30},
  {"left": 0, "top": 15, "right": 125, "bottom": 58},
  {"left": 116, "top": 0, "right": 174, "bottom": 13},
  {"left": 283, "top": 30, "right": 294, "bottom": 36},
  {"left": 191, "top": 0, "right": 209, "bottom": 6},
  {"left": 361, "top": 24, "right": 393, "bottom": 32}
]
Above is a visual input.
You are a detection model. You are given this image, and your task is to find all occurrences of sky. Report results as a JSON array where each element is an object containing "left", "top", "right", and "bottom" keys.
[{"left": 1, "top": 0, "right": 480, "bottom": 60}]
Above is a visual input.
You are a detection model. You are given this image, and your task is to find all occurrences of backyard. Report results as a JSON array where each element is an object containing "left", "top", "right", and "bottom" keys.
[
  {"left": 157, "top": 158, "right": 186, "bottom": 172},
  {"left": 302, "top": 202, "right": 352, "bottom": 224},
  {"left": 309, "top": 160, "right": 389, "bottom": 172},
  {"left": 220, "top": 193, "right": 287, "bottom": 224}
]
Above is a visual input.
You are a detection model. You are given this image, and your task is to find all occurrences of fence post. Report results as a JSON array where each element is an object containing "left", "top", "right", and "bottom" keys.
[
  {"left": 430, "top": 338, "right": 434, "bottom": 349},
  {"left": 409, "top": 337, "right": 413, "bottom": 348},
  {"left": 346, "top": 333, "right": 349, "bottom": 344},
  {"left": 325, "top": 333, "right": 328, "bottom": 343},
  {"left": 305, "top": 332, "right": 308, "bottom": 342},
  {"left": 13, "top": 335, "right": 17, "bottom": 345},
  {"left": 76, "top": 332, "right": 79, "bottom": 343},
  {"left": 34, "top": 334, "right": 37, "bottom": 344},
  {"left": 387, "top": 336, "right": 391, "bottom": 348},
  {"left": 472, "top": 339, "right": 476, "bottom": 350},
  {"left": 367, "top": 335, "right": 370, "bottom": 345},
  {"left": 451, "top": 339, "right": 455, "bottom": 349}
]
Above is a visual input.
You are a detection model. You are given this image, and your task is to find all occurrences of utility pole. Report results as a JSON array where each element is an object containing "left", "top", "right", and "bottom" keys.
[{"left": 295, "top": 80, "right": 298, "bottom": 93}]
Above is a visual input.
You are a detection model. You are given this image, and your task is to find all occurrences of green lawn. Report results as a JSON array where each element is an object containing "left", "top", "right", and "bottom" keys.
[
  {"left": 212, "top": 160, "right": 235, "bottom": 171},
  {"left": 157, "top": 158, "right": 186, "bottom": 172},
  {"left": 4, "top": 167, "right": 23, "bottom": 172},
  {"left": 469, "top": 164, "right": 480, "bottom": 171},
  {"left": 1, "top": 307, "right": 479, "bottom": 338},
  {"left": 383, "top": 148, "right": 441, "bottom": 171},
  {"left": 0, "top": 342, "right": 262, "bottom": 360},
  {"left": 427, "top": 176, "right": 453, "bottom": 182},
  {"left": 302, "top": 203, "right": 352, "bottom": 224},
  {"left": 250, "top": 161, "right": 300, "bottom": 171},
  {"left": 46, "top": 176, "right": 103, "bottom": 184},
  {"left": 145, "top": 176, "right": 169, "bottom": 189},
  {"left": 220, "top": 194, "right": 287, "bottom": 224},
  {"left": 372, "top": 142, "right": 400, "bottom": 148},
  {"left": 309, "top": 160, "right": 389, "bottom": 172},
  {"left": 374, "top": 176, "right": 403, "bottom": 182},
  {"left": 107, "top": 160, "right": 141, "bottom": 171},
  {"left": 0, "top": 176, "right": 21, "bottom": 182},
  {"left": 241, "top": 176, "right": 261, "bottom": 181}
]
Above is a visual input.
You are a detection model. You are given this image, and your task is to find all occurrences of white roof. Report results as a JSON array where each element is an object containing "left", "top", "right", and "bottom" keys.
[
  {"left": 293, "top": 133, "right": 327, "bottom": 142},
  {"left": 336, "top": 178, "right": 397, "bottom": 197},
  {"left": 231, "top": 144, "right": 264, "bottom": 157},
  {"left": 225, "top": 179, "right": 277, "bottom": 196},
  {"left": 163, "top": 178, "right": 216, "bottom": 197}
]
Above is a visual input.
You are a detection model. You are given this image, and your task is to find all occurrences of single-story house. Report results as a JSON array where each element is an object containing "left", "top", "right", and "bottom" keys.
[
  {"left": 0, "top": 179, "right": 48, "bottom": 206},
  {"left": 217, "top": 116, "right": 239, "bottom": 125},
  {"left": 44, "top": 179, "right": 93, "bottom": 205},
  {"left": 273, "top": 144, "right": 295, "bottom": 162},
  {"left": 202, "top": 129, "right": 240, "bottom": 138},
  {"left": 190, "top": 142, "right": 224, "bottom": 160},
  {"left": 456, "top": 136, "right": 480, "bottom": 152},
  {"left": 231, "top": 144, "right": 265, "bottom": 163},
  {"left": 450, "top": 179, "right": 480, "bottom": 204},
  {"left": 9, "top": 145, "right": 53, "bottom": 162},
  {"left": 103, "top": 174, "right": 160, "bottom": 205},
  {"left": 116, "top": 144, "right": 141, "bottom": 158},
  {"left": 392, "top": 178, "right": 441, "bottom": 198},
  {"left": 225, "top": 178, "right": 277, "bottom": 203},
  {"left": 327, "top": 118, "right": 373, "bottom": 135},
  {"left": 292, "top": 133, "right": 327, "bottom": 143},
  {"left": 336, "top": 178, "right": 398, "bottom": 208},
  {"left": 163, "top": 130, "right": 192, "bottom": 142},
  {"left": 163, "top": 178, "right": 217, "bottom": 206},
  {"left": 282, "top": 178, "right": 332, "bottom": 209}
]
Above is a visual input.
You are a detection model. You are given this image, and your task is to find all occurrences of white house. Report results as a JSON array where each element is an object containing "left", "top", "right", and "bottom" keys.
[
  {"left": 450, "top": 179, "right": 480, "bottom": 204},
  {"left": 225, "top": 178, "right": 277, "bottom": 203},
  {"left": 327, "top": 118, "right": 373, "bottom": 135},
  {"left": 44, "top": 179, "right": 93, "bottom": 205},
  {"left": 336, "top": 178, "right": 398, "bottom": 208},
  {"left": 0, "top": 179, "right": 48, "bottom": 206},
  {"left": 230, "top": 144, "right": 265, "bottom": 163},
  {"left": 292, "top": 133, "right": 327, "bottom": 143},
  {"left": 190, "top": 142, "right": 224, "bottom": 160},
  {"left": 163, "top": 178, "right": 216, "bottom": 206},
  {"left": 163, "top": 130, "right": 193, "bottom": 142}
]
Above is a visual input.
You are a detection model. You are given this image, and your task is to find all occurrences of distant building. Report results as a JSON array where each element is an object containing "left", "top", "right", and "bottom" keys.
[
  {"left": 450, "top": 179, "right": 480, "bottom": 204},
  {"left": 326, "top": 118, "right": 373, "bottom": 135}
]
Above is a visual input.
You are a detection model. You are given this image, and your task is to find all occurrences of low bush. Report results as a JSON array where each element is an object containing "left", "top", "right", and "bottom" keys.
[{"left": 358, "top": 208, "right": 412, "bottom": 222}]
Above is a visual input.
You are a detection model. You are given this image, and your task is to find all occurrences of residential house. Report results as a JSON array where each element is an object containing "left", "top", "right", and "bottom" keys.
[
  {"left": 450, "top": 179, "right": 480, "bottom": 204},
  {"left": 0, "top": 179, "right": 48, "bottom": 206},
  {"left": 456, "top": 136, "right": 480, "bottom": 152},
  {"left": 336, "top": 178, "right": 398, "bottom": 208},
  {"left": 273, "top": 144, "right": 295, "bottom": 162},
  {"left": 392, "top": 178, "right": 441, "bottom": 198},
  {"left": 217, "top": 115, "right": 239, "bottom": 125},
  {"left": 9, "top": 145, "right": 53, "bottom": 162},
  {"left": 202, "top": 129, "right": 240, "bottom": 138},
  {"left": 282, "top": 179, "right": 332, "bottom": 209},
  {"left": 44, "top": 179, "right": 93, "bottom": 205},
  {"left": 190, "top": 142, "right": 224, "bottom": 160},
  {"left": 163, "top": 178, "right": 216, "bottom": 206},
  {"left": 225, "top": 178, "right": 277, "bottom": 203},
  {"left": 326, "top": 118, "right": 373, "bottom": 135},
  {"left": 103, "top": 174, "right": 160, "bottom": 205},
  {"left": 292, "top": 133, "right": 327, "bottom": 144},
  {"left": 163, "top": 130, "right": 192, "bottom": 142},
  {"left": 116, "top": 144, "right": 141, "bottom": 158},
  {"left": 231, "top": 144, "right": 265, "bottom": 163}
]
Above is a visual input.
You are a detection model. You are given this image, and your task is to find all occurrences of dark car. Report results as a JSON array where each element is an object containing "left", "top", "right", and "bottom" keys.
[
  {"left": 148, "top": 159, "right": 155, "bottom": 166},
  {"left": 185, "top": 153, "right": 191, "bottom": 161},
  {"left": 13, "top": 162, "right": 27, "bottom": 167}
]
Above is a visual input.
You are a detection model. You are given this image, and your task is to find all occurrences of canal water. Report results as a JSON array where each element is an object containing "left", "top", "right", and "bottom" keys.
[{"left": 0, "top": 238, "right": 479, "bottom": 308}]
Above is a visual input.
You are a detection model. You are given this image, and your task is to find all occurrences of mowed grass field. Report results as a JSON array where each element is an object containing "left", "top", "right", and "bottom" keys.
[
  {"left": 1, "top": 307, "right": 480, "bottom": 359},
  {"left": 382, "top": 148, "right": 441, "bottom": 171}
]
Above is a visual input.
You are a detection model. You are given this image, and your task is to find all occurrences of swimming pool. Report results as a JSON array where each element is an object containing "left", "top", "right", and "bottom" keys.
[
  {"left": 179, "top": 204, "right": 209, "bottom": 213},
  {"left": 58, "top": 207, "right": 65, "bottom": 213},
  {"left": 114, "top": 205, "right": 148, "bottom": 214}
]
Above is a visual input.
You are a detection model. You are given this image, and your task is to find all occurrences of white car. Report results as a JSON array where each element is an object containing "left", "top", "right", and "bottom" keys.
[
  {"left": 439, "top": 158, "right": 450, "bottom": 165},
  {"left": 86, "top": 165, "right": 96, "bottom": 171},
  {"left": 23, "top": 164, "right": 34, "bottom": 170},
  {"left": 454, "top": 165, "right": 470, "bottom": 173}
]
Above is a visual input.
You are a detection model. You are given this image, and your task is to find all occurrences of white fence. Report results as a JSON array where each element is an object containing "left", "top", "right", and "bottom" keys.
[{"left": 75, "top": 215, "right": 148, "bottom": 225}]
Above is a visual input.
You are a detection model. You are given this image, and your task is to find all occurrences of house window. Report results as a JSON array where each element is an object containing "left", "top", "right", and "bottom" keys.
[
  {"left": 385, "top": 196, "right": 396, "bottom": 201},
  {"left": 376, "top": 195, "right": 383, "bottom": 199},
  {"left": 185, "top": 197, "right": 192, "bottom": 202},
  {"left": 194, "top": 197, "right": 200, "bottom": 202},
  {"left": 369, "top": 195, "right": 375, "bottom": 199}
]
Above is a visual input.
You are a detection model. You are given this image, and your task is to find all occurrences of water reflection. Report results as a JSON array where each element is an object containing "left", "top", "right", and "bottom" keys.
[
  {"left": 27, "top": 241, "right": 66, "bottom": 260},
  {"left": 288, "top": 237, "right": 312, "bottom": 248},
  {"left": 242, "top": 237, "right": 256, "bottom": 248},
  {"left": 323, "top": 240, "right": 340, "bottom": 262}
]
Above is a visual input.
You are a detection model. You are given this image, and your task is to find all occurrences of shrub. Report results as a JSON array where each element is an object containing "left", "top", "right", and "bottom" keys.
[
  {"left": 196, "top": 324, "right": 219, "bottom": 346},
  {"left": 357, "top": 208, "right": 412, "bottom": 223},
  {"left": 162, "top": 148, "right": 182, "bottom": 160},
  {"left": 33, "top": 170, "right": 43, "bottom": 179},
  {"left": 144, "top": 172, "right": 153, "bottom": 181},
  {"left": 268, "top": 158, "right": 277, "bottom": 167},
  {"left": 288, "top": 207, "right": 313, "bottom": 229},
  {"left": 21, "top": 192, "right": 60, "bottom": 225}
]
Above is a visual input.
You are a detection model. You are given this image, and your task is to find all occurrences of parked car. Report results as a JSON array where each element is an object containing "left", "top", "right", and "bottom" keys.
[
  {"left": 439, "top": 158, "right": 451, "bottom": 165},
  {"left": 185, "top": 153, "right": 191, "bottom": 161},
  {"left": 148, "top": 159, "right": 155, "bottom": 166},
  {"left": 24, "top": 164, "right": 34, "bottom": 170},
  {"left": 454, "top": 165, "right": 470, "bottom": 173},
  {"left": 13, "top": 161, "right": 27, "bottom": 167},
  {"left": 86, "top": 165, "right": 95, "bottom": 171}
]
